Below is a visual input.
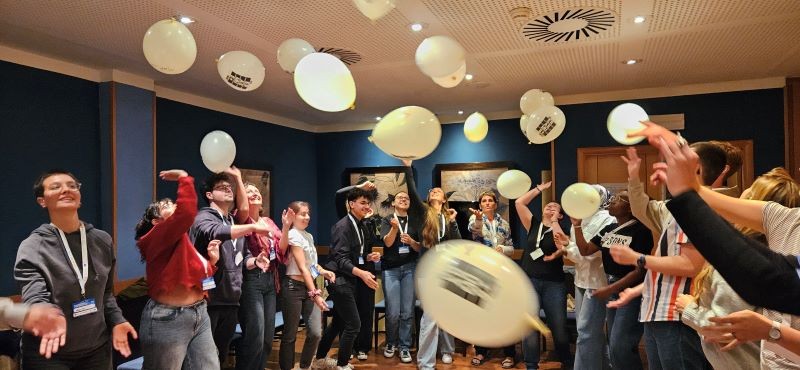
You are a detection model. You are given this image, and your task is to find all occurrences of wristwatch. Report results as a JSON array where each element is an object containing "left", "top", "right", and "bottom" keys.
[
  {"left": 636, "top": 254, "right": 647, "bottom": 269},
  {"left": 768, "top": 320, "right": 782, "bottom": 342}
]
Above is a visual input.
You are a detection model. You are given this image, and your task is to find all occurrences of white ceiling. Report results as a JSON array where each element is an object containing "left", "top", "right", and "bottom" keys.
[{"left": 1, "top": 0, "right": 799, "bottom": 129}]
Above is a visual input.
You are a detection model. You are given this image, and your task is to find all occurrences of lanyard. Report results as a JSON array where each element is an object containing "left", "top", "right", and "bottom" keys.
[
  {"left": 258, "top": 218, "right": 274, "bottom": 254},
  {"left": 534, "top": 222, "right": 553, "bottom": 250},
  {"left": 393, "top": 212, "right": 409, "bottom": 234},
  {"left": 54, "top": 223, "right": 89, "bottom": 297},
  {"left": 348, "top": 214, "right": 364, "bottom": 254},
  {"left": 438, "top": 213, "right": 446, "bottom": 241}
]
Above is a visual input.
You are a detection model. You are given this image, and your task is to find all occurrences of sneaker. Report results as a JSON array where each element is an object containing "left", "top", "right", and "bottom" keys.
[
  {"left": 357, "top": 351, "right": 368, "bottom": 361},
  {"left": 384, "top": 344, "right": 397, "bottom": 358},
  {"left": 399, "top": 349, "right": 413, "bottom": 363},
  {"left": 441, "top": 353, "right": 453, "bottom": 364},
  {"left": 311, "top": 358, "right": 337, "bottom": 370}
]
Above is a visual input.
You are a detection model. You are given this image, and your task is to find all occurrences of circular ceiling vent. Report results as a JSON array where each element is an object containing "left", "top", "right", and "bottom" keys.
[
  {"left": 522, "top": 8, "right": 616, "bottom": 43},
  {"left": 318, "top": 47, "right": 362, "bottom": 65}
]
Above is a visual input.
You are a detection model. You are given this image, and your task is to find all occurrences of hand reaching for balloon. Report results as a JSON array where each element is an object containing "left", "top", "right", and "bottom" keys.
[
  {"left": 223, "top": 165, "right": 242, "bottom": 179},
  {"left": 626, "top": 121, "right": 679, "bottom": 147},
  {"left": 650, "top": 136, "right": 702, "bottom": 197},
  {"left": 570, "top": 217, "right": 582, "bottom": 227},
  {"left": 159, "top": 169, "right": 188, "bottom": 181},
  {"left": 282, "top": 208, "right": 296, "bottom": 229},
  {"left": 357, "top": 181, "right": 376, "bottom": 191},
  {"left": 620, "top": 147, "right": 642, "bottom": 181},
  {"left": 401, "top": 159, "right": 413, "bottom": 167},
  {"left": 538, "top": 181, "right": 552, "bottom": 191}
]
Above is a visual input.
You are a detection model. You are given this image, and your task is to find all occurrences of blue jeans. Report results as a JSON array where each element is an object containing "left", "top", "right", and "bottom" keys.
[
  {"left": 522, "top": 277, "right": 572, "bottom": 370},
  {"left": 606, "top": 277, "right": 643, "bottom": 370},
  {"left": 643, "top": 321, "right": 711, "bottom": 370},
  {"left": 279, "top": 278, "right": 322, "bottom": 370},
  {"left": 139, "top": 299, "right": 219, "bottom": 370},
  {"left": 236, "top": 269, "right": 277, "bottom": 370},
  {"left": 574, "top": 286, "right": 609, "bottom": 370},
  {"left": 382, "top": 262, "right": 416, "bottom": 351}
]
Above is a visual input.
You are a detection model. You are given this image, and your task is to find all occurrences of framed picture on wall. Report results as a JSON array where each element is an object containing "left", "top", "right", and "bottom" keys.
[
  {"left": 240, "top": 168, "right": 272, "bottom": 217},
  {"left": 433, "top": 161, "right": 518, "bottom": 242},
  {"left": 342, "top": 166, "right": 414, "bottom": 219}
]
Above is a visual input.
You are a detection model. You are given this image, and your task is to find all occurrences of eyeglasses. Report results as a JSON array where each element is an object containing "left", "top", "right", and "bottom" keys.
[
  {"left": 395, "top": 196, "right": 410, "bottom": 201},
  {"left": 610, "top": 195, "right": 629, "bottom": 203},
  {"left": 213, "top": 184, "right": 233, "bottom": 192},
  {"left": 47, "top": 182, "right": 81, "bottom": 192}
]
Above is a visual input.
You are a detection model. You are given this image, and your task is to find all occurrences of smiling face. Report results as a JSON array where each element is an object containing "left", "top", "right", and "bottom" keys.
[
  {"left": 38, "top": 174, "right": 82, "bottom": 212},
  {"left": 393, "top": 191, "right": 410, "bottom": 211},
  {"left": 293, "top": 205, "right": 311, "bottom": 231},
  {"left": 246, "top": 184, "right": 263, "bottom": 207},
  {"left": 349, "top": 196, "right": 371, "bottom": 219},
  {"left": 427, "top": 187, "right": 445, "bottom": 204}
]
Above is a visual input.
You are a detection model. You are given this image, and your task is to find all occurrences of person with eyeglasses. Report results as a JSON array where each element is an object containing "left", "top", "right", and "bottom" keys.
[
  {"left": 15, "top": 170, "right": 137, "bottom": 369},
  {"left": 189, "top": 168, "right": 272, "bottom": 366},
  {"left": 379, "top": 191, "right": 420, "bottom": 363},
  {"left": 133, "top": 169, "right": 221, "bottom": 369}
]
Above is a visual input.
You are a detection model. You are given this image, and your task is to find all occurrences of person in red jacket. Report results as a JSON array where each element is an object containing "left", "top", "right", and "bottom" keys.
[{"left": 134, "top": 169, "right": 221, "bottom": 370}]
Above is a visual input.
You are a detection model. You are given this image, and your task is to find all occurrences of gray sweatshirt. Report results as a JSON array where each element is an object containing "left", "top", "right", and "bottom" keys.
[
  {"left": 14, "top": 223, "right": 127, "bottom": 355},
  {"left": 681, "top": 268, "right": 760, "bottom": 370}
]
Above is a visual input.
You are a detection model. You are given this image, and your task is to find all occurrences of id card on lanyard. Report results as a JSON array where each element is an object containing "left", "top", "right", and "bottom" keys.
[
  {"left": 349, "top": 214, "right": 365, "bottom": 265},
  {"left": 395, "top": 212, "right": 410, "bottom": 254},
  {"left": 530, "top": 223, "right": 552, "bottom": 261},
  {"left": 54, "top": 223, "right": 97, "bottom": 317}
]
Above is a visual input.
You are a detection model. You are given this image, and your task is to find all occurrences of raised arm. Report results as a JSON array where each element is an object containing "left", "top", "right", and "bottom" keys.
[
  {"left": 514, "top": 181, "right": 550, "bottom": 232},
  {"left": 695, "top": 187, "right": 766, "bottom": 233},
  {"left": 623, "top": 147, "right": 669, "bottom": 234},
  {"left": 572, "top": 218, "right": 601, "bottom": 256},
  {"left": 138, "top": 171, "right": 197, "bottom": 257},
  {"left": 401, "top": 160, "right": 427, "bottom": 222},
  {"left": 225, "top": 167, "right": 249, "bottom": 224}
]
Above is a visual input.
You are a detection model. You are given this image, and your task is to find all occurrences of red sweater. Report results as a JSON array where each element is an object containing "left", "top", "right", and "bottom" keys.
[{"left": 137, "top": 176, "right": 216, "bottom": 298}]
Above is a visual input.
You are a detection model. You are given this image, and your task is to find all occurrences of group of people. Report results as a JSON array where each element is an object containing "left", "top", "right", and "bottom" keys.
[{"left": 4, "top": 121, "right": 800, "bottom": 370}]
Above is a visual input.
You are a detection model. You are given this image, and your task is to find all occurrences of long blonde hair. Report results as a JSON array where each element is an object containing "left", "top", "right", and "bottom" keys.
[
  {"left": 422, "top": 188, "right": 451, "bottom": 248},
  {"left": 693, "top": 167, "right": 800, "bottom": 298}
]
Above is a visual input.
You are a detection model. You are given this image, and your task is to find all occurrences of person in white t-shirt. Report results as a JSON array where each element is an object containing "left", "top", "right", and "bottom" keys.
[{"left": 278, "top": 201, "right": 335, "bottom": 370}]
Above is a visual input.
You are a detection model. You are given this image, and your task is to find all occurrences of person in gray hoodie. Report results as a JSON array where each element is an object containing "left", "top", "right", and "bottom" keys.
[
  {"left": 15, "top": 170, "right": 137, "bottom": 369},
  {"left": 189, "top": 169, "right": 271, "bottom": 366}
]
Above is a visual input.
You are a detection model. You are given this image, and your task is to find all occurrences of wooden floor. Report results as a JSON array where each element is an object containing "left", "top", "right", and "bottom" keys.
[{"left": 227, "top": 329, "right": 576, "bottom": 370}]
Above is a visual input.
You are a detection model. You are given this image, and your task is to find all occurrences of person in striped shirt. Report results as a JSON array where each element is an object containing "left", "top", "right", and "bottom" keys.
[{"left": 607, "top": 142, "right": 728, "bottom": 370}]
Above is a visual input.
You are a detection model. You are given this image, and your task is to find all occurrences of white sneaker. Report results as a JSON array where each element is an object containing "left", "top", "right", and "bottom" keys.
[
  {"left": 400, "top": 349, "right": 413, "bottom": 363},
  {"left": 384, "top": 344, "right": 397, "bottom": 358},
  {"left": 356, "top": 351, "right": 368, "bottom": 361},
  {"left": 441, "top": 353, "right": 453, "bottom": 364}
]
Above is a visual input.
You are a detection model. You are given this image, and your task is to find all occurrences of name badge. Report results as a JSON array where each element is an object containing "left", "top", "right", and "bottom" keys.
[
  {"left": 529, "top": 248, "right": 545, "bottom": 261},
  {"left": 601, "top": 234, "right": 633, "bottom": 249},
  {"left": 359, "top": 256, "right": 365, "bottom": 265},
  {"left": 234, "top": 251, "right": 244, "bottom": 266},
  {"left": 72, "top": 298, "right": 98, "bottom": 318},
  {"left": 269, "top": 248, "right": 277, "bottom": 261},
  {"left": 202, "top": 276, "right": 216, "bottom": 291},
  {"left": 398, "top": 245, "right": 410, "bottom": 254},
  {"left": 310, "top": 265, "right": 320, "bottom": 279}
]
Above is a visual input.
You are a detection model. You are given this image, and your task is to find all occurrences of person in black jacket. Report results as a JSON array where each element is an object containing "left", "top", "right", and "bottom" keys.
[{"left": 315, "top": 186, "right": 379, "bottom": 369}]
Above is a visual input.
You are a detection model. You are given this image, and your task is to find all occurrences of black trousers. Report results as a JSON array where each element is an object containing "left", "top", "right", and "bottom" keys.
[
  {"left": 353, "top": 275, "right": 376, "bottom": 352},
  {"left": 22, "top": 337, "right": 111, "bottom": 370},
  {"left": 207, "top": 305, "right": 239, "bottom": 366},
  {"left": 317, "top": 279, "right": 361, "bottom": 366}
]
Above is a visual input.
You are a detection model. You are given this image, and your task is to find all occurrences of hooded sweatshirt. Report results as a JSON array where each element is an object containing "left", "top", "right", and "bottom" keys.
[{"left": 14, "top": 223, "right": 127, "bottom": 355}]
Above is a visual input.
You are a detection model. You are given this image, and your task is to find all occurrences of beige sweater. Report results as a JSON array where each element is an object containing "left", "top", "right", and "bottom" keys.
[{"left": 0, "top": 297, "right": 28, "bottom": 330}]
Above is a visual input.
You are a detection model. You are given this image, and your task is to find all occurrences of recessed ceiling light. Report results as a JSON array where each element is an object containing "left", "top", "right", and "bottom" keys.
[
  {"left": 375, "top": 116, "right": 382, "bottom": 121},
  {"left": 465, "top": 74, "right": 474, "bottom": 81},
  {"left": 624, "top": 59, "right": 640, "bottom": 65},
  {"left": 458, "top": 110, "right": 464, "bottom": 115},
  {"left": 633, "top": 16, "right": 646, "bottom": 24},
  {"left": 178, "top": 16, "right": 195, "bottom": 24},
  {"left": 410, "top": 23, "right": 424, "bottom": 32}
]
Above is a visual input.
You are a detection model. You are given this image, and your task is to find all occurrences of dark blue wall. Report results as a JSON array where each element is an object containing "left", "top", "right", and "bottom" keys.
[
  {"left": 155, "top": 99, "right": 318, "bottom": 232},
  {"left": 0, "top": 61, "right": 101, "bottom": 295},
  {"left": 553, "top": 89, "right": 786, "bottom": 195},
  {"left": 315, "top": 118, "right": 552, "bottom": 246}
]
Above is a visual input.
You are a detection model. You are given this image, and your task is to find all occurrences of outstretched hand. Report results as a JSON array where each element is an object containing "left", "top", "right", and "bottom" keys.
[
  {"left": 159, "top": 169, "right": 188, "bottom": 181},
  {"left": 282, "top": 208, "right": 296, "bottom": 229}
]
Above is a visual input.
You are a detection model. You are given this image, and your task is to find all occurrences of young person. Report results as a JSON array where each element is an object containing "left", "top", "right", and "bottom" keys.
[
  {"left": 15, "top": 170, "right": 137, "bottom": 369},
  {"left": 134, "top": 169, "right": 220, "bottom": 369},
  {"left": 279, "top": 201, "right": 333, "bottom": 370},
  {"left": 237, "top": 182, "right": 287, "bottom": 370},
  {"left": 189, "top": 169, "right": 271, "bottom": 366},
  {"left": 515, "top": 181, "right": 574, "bottom": 370},
  {"left": 380, "top": 191, "right": 421, "bottom": 363}
]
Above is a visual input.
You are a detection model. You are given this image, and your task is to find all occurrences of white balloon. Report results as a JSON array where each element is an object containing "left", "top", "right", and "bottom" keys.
[
  {"left": 415, "top": 36, "right": 466, "bottom": 78},
  {"left": 200, "top": 130, "right": 236, "bottom": 173},
  {"left": 416, "top": 240, "right": 546, "bottom": 347},
  {"left": 277, "top": 38, "right": 315, "bottom": 73},
  {"left": 561, "top": 183, "right": 601, "bottom": 219},
  {"left": 352, "top": 0, "right": 396, "bottom": 21},
  {"left": 463, "top": 112, "right": 488, "bottom": 142},
  {"left": 520, "top": 114, "right": 528, "bottom": 135},
  {"left": 520, "top": 89, "right": 554, "bottom": 115},
  {"left": 370, "top": 106, "right": 442, "bottom": 159},
  {"left": 217, "top": 51, "right": 265, "bottom": 92},
  {"left": 607, "top": 103, "right": 648, "bottom": 145},
  {"left": 525, "top": 106, "right": 566, "bottom": 144},
  {"left": 496, "top": 170, "right": 532, "bottom": 199},
  {"left": 431, "top": 61, "right": 466, "bottom": 88},
  {"left": 142, "top": 19, "right": 197, "bottom": 74},
  {"left": 294, "top": 53, "right": 356, "bottom": 112}
]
